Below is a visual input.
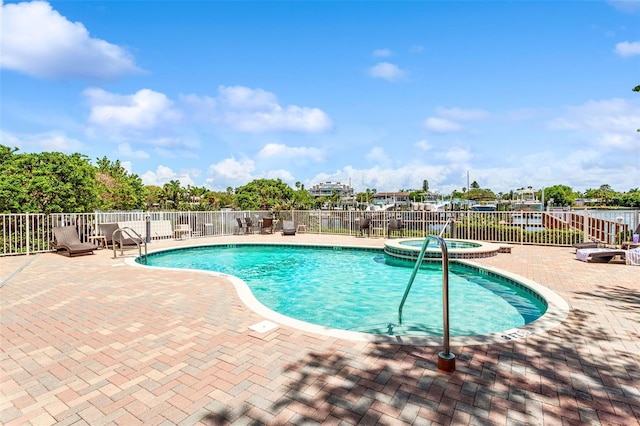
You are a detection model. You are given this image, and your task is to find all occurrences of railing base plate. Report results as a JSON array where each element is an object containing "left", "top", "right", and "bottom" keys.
[{"left": 437, "top": 352, "right": 456, "bottom": 373}]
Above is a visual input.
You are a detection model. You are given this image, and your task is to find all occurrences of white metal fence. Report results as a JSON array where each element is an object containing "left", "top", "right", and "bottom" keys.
[{"left": 2, "top": 209, "right": 638, "bottom": 256}]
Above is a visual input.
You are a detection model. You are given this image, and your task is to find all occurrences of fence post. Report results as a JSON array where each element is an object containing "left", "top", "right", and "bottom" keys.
[
  {"left": 26, "top": 212, "right": 30, "bottom": 256},
  {"left": 583, "top": 209, "right": 589, "bottom": 243}
]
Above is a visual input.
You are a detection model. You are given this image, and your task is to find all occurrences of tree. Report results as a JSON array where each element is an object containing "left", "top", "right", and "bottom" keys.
[
  {"left": 162, "top": 180, "right": 184, "bottom": 208},
  {"left": 95, "top": 157, "right": 147, "bottom": 211},
  {"left": 408, "top": 190, "right": 428, "bottom": 202},
  {"left": 292, "top": 187, "right": 315, "bottom": 209},
  {"left": 145, "top": 185, "right": 163, "bottom": 209},
  {"left": 544, "top": 184, "right": 575, "bottom": 207},
  {"left": 0, "top": 146, "right": 99, "bottom": 213},
  {"left": 422, "top": 179, "right": 429, "bottom": 192},
  {"left": 612, "top": 188, "right": 640, "bottom": 208},
  {"left": 235, "top": 179, "right": 296, "bottom": 210}
]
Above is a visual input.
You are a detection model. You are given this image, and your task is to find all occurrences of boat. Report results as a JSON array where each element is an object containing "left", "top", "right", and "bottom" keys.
[
  {"left": 513, "top": 189, "right": 543, "bottom": 212},
  {"left": 412, "top": 201, "right": 447, "bottom": 211},
  {"left": 470, "top": 203, "right": 497, "bottom": 212},
  {"left": 365, "top": 202, "right": 395, "bottom": 211}
]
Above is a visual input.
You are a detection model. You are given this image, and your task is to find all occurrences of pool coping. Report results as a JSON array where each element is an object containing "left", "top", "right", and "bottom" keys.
[
  {"left": 385, "top": 237, "right": 505, "bottom": 260},
  {"left": 126, "top": 241, "right": 571, "bottom": 347}
]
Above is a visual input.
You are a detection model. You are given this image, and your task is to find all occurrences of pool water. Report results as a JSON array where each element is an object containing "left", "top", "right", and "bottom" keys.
[
  {"left": 399, "top": 239, "right": 481, "bottom": 249},
  {"left": 142, "top": 245, "right": 547, "bottom": 337}
]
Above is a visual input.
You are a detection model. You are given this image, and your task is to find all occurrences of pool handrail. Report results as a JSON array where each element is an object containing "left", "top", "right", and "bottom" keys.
[
  {"left": 112, "top": 226, "right": 147, "bottom": 262},
  {"left": 439, "top": 218, "right": 453, "bottom": 237},
  {"left": 397, "top": 235, "right": 455, "bottom": 370}
]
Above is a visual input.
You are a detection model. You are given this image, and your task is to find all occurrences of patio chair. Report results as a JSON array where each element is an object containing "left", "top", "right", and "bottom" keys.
[
  {"left": 99, "top": 223, "right": 142, "bottom": 249},
  {"left": 282, "top": 220, "right": 296, "bottom": 236},
  {"left": 261, "top": 217, "right": 274, "bottom": 234},
  {"left": 621, "top": 224, "right": 640, "bottom": 250},
  {"left": 52, "top": 226, "right": 97, "bottom": 257},
  {"left": 387, "top": 218, "right": 404, "bottom": 238},
  {"left": 358, "top": 218, "right": 371, "bottom": 238},
  {"left": 236, "top": 218, "right": 247, "bottom": 234},
  {"left": 245, "top": 217, "right": 256, "bottom": 234}
]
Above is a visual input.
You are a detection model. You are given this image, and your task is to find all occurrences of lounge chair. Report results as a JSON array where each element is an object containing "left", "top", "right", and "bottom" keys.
[
  {"left": 52, "top": 226, "right": 97, "bottom": 256},
  {"left": 282, "top": 220, "right": 296, "bottom": 236},
  {"left": 387, "top": 218, "right": 404, "bottom": 238},
  {"left": 260, "top": 217, "right": 274, "bottom": 234},
  {"left": 576, "top": 247, "right": 627, "bottom": 263},
  {"left": 572, "top": 242, "right": 604, "bottom": 250},
  {"left": 174, "top": 224, "right": 191, "bottom": 240},
  {"left": 626, "top": 247, "right": 640, "bottom": 266},
  {"left": 99, "top": 223, "right": 142, "bottom": 249}
]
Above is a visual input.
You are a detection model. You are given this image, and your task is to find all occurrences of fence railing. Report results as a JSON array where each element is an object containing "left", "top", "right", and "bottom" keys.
[{"left": 2, "top": 209, "right": 638, "bottom": 256}]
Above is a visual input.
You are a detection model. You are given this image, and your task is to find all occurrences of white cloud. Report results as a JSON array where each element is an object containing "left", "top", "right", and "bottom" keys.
[
  {"left": 423, "top": 107, "right": 489, "bottom": 133},
  {"left": 185, "top": 86, "right": 332, "bottom": 133},
  {"left": 207, "top": 157, "right": 255, "bottom": 182},
  {"left": 1, "top": 130, "right": 84, "bottom": 152},
  {"left": 115, "top": 143, "right": 150, "bottom": 160},
  {"left": 435, "top": 107, "right": 490, "bottom": 121},
  {"left": 307, "top": 164, "right": 449, "bottom": 194},
  {"left": 120, "top": 161, "right": 133, "bottom": 173},
  {"left": 444, "top": 147, "right": 473, "bottom": 166},
  {"left": 85, "top": 88, "right": 181, "bottom": 130},
  {"left": 607, "top": 0, "right": 640, "bottom": 14},
  {"left": 372, "top": 48, "right": 392, "bottom": 57},
  {"left": 203, "top": 156, "right": 299, "bottom": 190},
  {"left": 547, "top": 98, "right": 640, "bottom": 150},
  {"left": 0, "top": 1, "right": 141, "bottom": 79},
  {"left": 423, "top": 117, "right": 462, "bottom": 133},
  {"left": 414, "top": 140, "right": 433, "bottom": 151},
  {"left": 264, "top": 169, "right": 295, "bottom": 182},
  {"left": 614, "top": 40, "right": 640, "bottom": 57},
  {"left": 365, "top": 147, "right": 387, "bottom": 163},
  {"left": 368, "top": 62, "right": 406, "bottom": 81},
  {"left": 218, "top": 86, "right": 278, "bottom": 110},
  {"left": 39, "top": 134, "right": 84, "bottom": 152},
  {"left": 256, "top": 143, "right": 325, "bottom": 162},
  {"left": 140, "top": 165, "right": 195, "bottom": 187}
]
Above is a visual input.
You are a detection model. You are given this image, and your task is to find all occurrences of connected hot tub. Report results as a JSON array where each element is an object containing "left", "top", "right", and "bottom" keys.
[{"left": 384, "top": 238, "right": 504, "bottom": 261}]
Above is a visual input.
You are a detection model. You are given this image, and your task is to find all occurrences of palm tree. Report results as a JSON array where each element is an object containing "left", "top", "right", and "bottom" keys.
[{"left": 162, "top": 180, "right": 184, "bottom": 207}]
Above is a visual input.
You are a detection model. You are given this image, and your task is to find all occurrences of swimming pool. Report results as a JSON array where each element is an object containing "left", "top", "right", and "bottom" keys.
[{"left": 136, "top": 243, "right": 567, "bottom": 343}]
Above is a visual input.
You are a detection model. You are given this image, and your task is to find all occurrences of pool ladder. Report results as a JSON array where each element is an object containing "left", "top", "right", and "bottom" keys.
[
  {"left": 111, "top": 226, "right": 147, "bottom": 263},
  {"left": 397, "top": 235, "right": 455, "bottom": 372}
]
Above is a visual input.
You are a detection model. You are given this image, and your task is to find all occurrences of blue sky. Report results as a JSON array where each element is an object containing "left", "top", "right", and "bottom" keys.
[{"left": 1, "top": 0, "right": 639, "bottom": 195}]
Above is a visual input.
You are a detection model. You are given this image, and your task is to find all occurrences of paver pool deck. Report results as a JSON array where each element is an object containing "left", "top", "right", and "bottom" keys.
[{"left": 1, "top": 234, "right": 638, "bottom": 425}]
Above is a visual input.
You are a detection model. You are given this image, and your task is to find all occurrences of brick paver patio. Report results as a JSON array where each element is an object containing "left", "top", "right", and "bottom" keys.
[{"left": 1, "top": 235, "right": 638, "bottom": 425}]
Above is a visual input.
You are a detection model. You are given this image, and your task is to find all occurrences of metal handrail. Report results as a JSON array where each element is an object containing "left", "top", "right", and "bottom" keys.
[
  {"left": 397, "top": 235, "right": 452, "bottom": 357},
  {"left": 439, "top": 218, "right": 453, "bottom": 237},
  {"left": 111, "top": 226, "right": 147, "bottom": 262}
]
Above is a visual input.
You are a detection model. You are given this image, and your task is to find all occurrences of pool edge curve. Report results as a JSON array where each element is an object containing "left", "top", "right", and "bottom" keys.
[{"left": 125, "top": 241, "right": 571, "bottom": 347}]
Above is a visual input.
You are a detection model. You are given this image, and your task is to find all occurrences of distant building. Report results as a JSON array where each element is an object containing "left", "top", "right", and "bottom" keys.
[
  {"left": 308, "top": 182, "right": 354, "bottom": 198},
  {"left": 373, "top": 192, "right": 411, "bottom": 207}
]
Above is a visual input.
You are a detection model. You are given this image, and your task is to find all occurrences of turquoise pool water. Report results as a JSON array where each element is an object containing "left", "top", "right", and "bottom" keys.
[
  {"left": 399, "top": 239, "right": 481, "bottom": 249},
  {"left": 141, "top": 245, "right": 547, "bottom": 337}
]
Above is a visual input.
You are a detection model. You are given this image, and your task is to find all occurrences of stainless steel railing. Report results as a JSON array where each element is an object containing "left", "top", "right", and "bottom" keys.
[{"left": 397, "top": 235, "right": 454, "bottom": 369}]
